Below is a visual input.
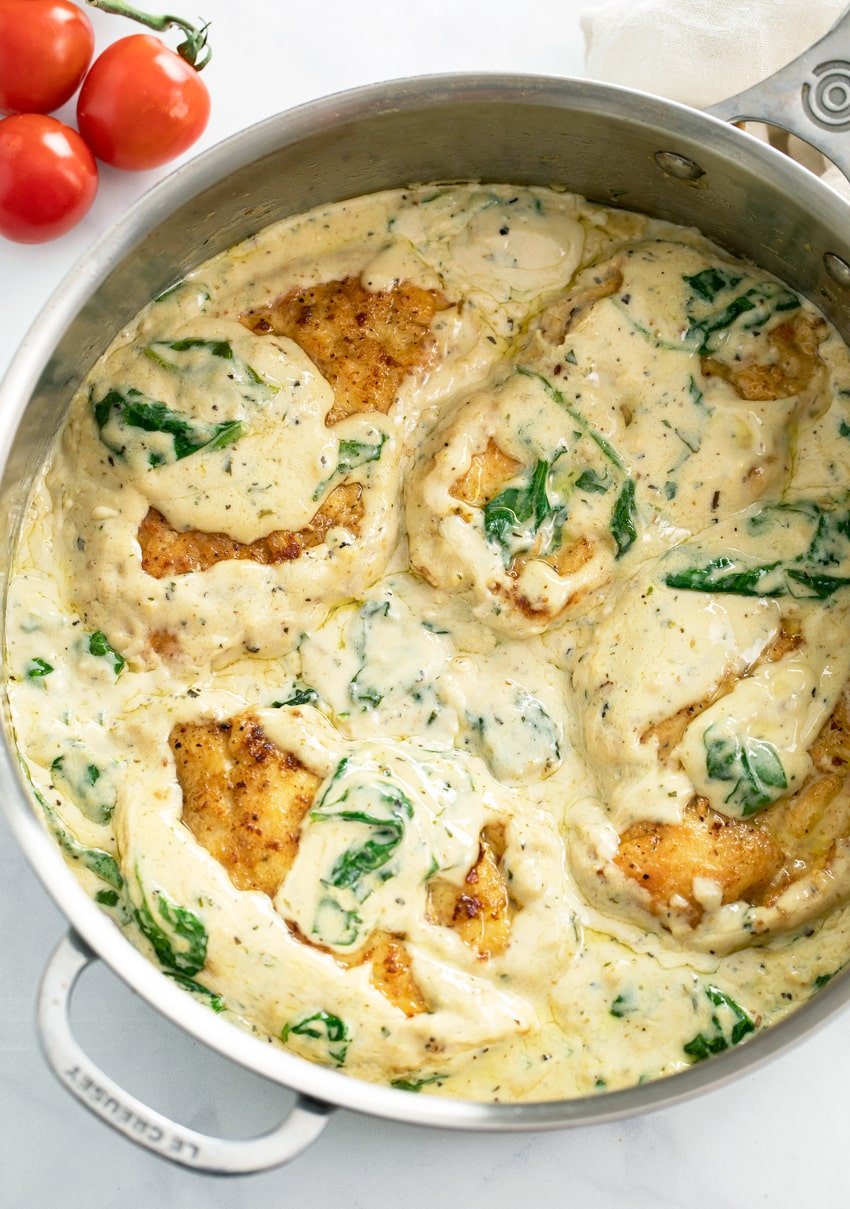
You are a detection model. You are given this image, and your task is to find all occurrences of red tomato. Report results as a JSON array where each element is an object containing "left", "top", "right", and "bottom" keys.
[
  {"left": 77, "top": 34, "right": 210, "bottom": 171},
  {"left": 0, "top": 113, "right": 97, "bottom": 242},
  {"left": 0, "top": 0, "right": 94, "bottom": 114}
]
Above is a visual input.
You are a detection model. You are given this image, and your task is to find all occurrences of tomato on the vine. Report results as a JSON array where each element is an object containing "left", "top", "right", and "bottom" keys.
[
  {"left": 0, "top": 113, "right": 98, "bottom": 242},
  {"left": 77, "top": 33, "right": 210, "bottom": 171},
  {"left": 0, "top": 0, "right": 94, "bottom": 114}
]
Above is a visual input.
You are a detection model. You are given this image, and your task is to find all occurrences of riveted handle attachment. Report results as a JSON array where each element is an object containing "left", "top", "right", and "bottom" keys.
[
  {"left": 707, "top": 5, "right": 850, "bottom": 184},
  {"left": 37, "top": 930, "right": 334, "bottom": 1175}
]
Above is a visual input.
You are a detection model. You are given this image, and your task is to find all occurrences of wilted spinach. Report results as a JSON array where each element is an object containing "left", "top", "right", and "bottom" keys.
[
  {"left": 312, "top": 433, "right": 388, "bottom": 500},
  {"left": 88, "top": 630, "right": 126, "bottom": 677},
  {"left": 664, "top": 500, "right": 850, "bottom": 600},
  {"left": 683, "top": 985, "right": 755, "bottom": 1061},
  {"left": 483, "top": 456, "right": 568, "bottom": 566},
  {"left": 93, "top": 387, "right": 244, "bottom": 466},
  {"left": 282, "top": 1010, "right": 349, "bottom": 1066},
  {"left": 683, "top": 273, "right": 799, "bottom": 356},
  {"left": 132, "top": 873, "right": 208, "bottom": 977},
  {"left": 703, "top": 724, "right": 788, "bottom": 817}
]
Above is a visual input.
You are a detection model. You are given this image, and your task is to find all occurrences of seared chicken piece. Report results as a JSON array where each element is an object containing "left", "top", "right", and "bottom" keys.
[
  {"left": 173, "top": 710, "right": 428, "bottom": 1014},
  {"left": 290, "top": 923, "right": 429, "bottom": 1017},
  {"left": 619, "top": 685, "right": 850, "bottom": 924},
  {"left": 450, "top": 441, "right": 598, "bottom": 592},
  {"left": 171, "top": 711, "right": 321, "bottom": 898},
  {"left": 811, "top": 694, "right": 850, "bottom": 772},
  {"left": 516, "top": 535, "right": 595, "bottom": 580},
  {"left": 353, "top": 932, "right": 429, "bottom": 1017},
  {"left": 642, "top": 621, "right": 802, "bottom": 762},
  {"left": 139, "top": 483, "right": 363, "bottom": 578},
  {"left": 702, "top": 314, "right": 827, "bottom": 401},
  {"left": 242, "top": 277, "right": 448, "bottom": 425},
  {"left": 642, "top": 676, "right": 738, "bottom": 764},
  {"left": 537, "top": 265, "right": 624, "bottom": 345},
  {"left": 761, "top": 695, "right": 850, "bottom": 903},
  {"left": 427, "top": 826, "right": 511, "bottom": 958},
  {"left": 451, "top": 440, "right": 522, "bottom": 506},
  {"left": 614, "top": 797, "right": 783, "bottom": 926}
]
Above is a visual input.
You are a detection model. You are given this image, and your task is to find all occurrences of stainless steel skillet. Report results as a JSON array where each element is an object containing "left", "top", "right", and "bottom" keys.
[{"left": 3, "top": 9, "right": 850, "bottom": 1176}]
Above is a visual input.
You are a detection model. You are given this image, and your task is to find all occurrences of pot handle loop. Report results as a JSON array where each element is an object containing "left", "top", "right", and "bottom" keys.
[
  {"left": 706, "top": 4, "right": 850, "bottom": 183},
  {"left": 36, "top": 930, "right": 335, "bottom": 1175}
]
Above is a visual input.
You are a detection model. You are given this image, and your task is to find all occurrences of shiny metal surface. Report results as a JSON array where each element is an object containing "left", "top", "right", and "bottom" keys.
[
  {"left": 37, "top": 932, "right": 334, "bottom": 1174},
  {"left": 3, "top": 71, "right": 850, "bottom": 1168},
  {"left": 708, "top": 4, "right": 850, "bottom": 180}
]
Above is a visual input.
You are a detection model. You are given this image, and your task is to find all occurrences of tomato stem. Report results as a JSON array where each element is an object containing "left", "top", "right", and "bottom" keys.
[{"left": 84, "top": 1, "right": 211, "bottom": 70}]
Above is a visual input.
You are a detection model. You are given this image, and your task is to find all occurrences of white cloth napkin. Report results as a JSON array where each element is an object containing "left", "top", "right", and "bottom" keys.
[
  {"left": 581, "top": 0, "right": 844, "bottom": 106},
  {"left": 580, "top": 0, "right": 847, "bottom": 191}
]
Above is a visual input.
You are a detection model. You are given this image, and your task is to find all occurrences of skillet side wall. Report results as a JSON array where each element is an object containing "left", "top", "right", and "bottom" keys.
[
  {"left": 4, "top": 80, "right": 850, "bottom": 549},
  {"left": 2, "top": 75, "right": 850, "bottom": 1130}
]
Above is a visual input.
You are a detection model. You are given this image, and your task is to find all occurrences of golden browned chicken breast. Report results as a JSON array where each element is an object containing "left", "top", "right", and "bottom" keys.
[
  {"left": 616, "top": 685, "right": 850, "bottom": 926},
  {"left": 451, "top": 440, "right": 522, "bottom": 507},
  {"left": 536, "top": 265, "right": 624, "bottom": 345},
  {"left": 614, "top": 797, "right": 784, "bottom": 926},
  {"left": 170, "top": 712, "right": 321, "bottom": 897},
  {"left": 641, "top": 623, "right": 802, "bottom": 763},
  {"left": 242, "top": 277, "right": 448, "bottom": 424},
  {"left": 701, "top": 314, "right": 827, "bottom": 401},
  {"left": 171, "top": 710, "right": 519, "bottom": 1014},
  {"left": 139, "top": 484, "right": 363, "bottom": 578},
  {"left": 427, "top": 825, "right": 512, "bottom": 959},
  {"left": 171, "top": 709, "right": 430, "bottom": 1014},
  {"left": 351, "top": 932, "right": 429, "bottom": 1018}
]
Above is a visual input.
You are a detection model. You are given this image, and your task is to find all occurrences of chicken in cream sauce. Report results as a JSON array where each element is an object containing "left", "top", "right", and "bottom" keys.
[{"left": 8, "top": 184, "right": 850, "bottom": 1099}]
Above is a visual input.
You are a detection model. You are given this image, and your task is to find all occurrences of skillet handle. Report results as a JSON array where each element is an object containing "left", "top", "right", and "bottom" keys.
[
  {"left": 36, "top": 930, "right": 335, "bottom": 1175},
  {"left": 706, "top": 4, "right": 850, "bottom": 183}
]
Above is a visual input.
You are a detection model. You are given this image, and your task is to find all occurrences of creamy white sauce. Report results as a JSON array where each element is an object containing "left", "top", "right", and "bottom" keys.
[{"left": 8, "top": 184, "right": 850, "bottom": 1101}]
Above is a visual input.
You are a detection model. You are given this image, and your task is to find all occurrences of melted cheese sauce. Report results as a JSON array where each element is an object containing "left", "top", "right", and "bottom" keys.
[{"left": 8, "top": 184, "right": 850, "bottom": 1100}]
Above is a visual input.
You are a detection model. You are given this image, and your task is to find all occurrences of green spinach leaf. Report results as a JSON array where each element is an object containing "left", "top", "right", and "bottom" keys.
[
  {"left": 513, "top": 367, "right": 639, "bottom": 557},
  {"left": 144, "top": 337, "right": 276, "bottom": 397},
  {"left": 272, "top": 682, "right": 319, "bottom": 708},
  {"left": 516, "top": 367, "right": 626, "bottom": 471},
  {"left": 482, "top": 457, "right": 568, "bottom": 566},
  {"left": 51, "top": 753, "right": 115, "bottom": 826},
  {"left": 88, "top": 630, "right": 126, "bottom": 677},
  {"left": 348, "top": 678, "right": 383, "bottom": 708},
  {"left": 704, "top": 725, "right": 788, "bottom": 816},
  {"left": 93, "top": 387, "right": 244, "bottom": 466},
  {"left": 165, "top": 971, "right": 226, "bottom": 1013},
  {"left": 611, "top": 479, "right": 638, "bottom": 558},
  {"left": 786, "top": 570, "right": 850, "bottom": 599},
  {"left": 665, "top": 558, "right": 785, "bottom": 597},
  {"left": 390, "top": 1073, "right": 447, "bottom": 1092},
  {"left": 312, "top": 775, "right": 413, "bottom": 901},
  {"left": 282, "top": 1010, "right": 349, "bottom": 1066},
  {"left": 25, "top": 657, "right": 53, "bottom": 679},
  {"left": 665, "top": 500, "right": 850, "bottom": 600},
  {"left": 575, "top": 468, "right": 610, "bottom": 494},
  {"left": 684, "top": 279, "right": 799, "bottom": 355},
  {"left": 312, "top": 896, "right": 362, "bottom": 947},
  {"left": 682, "top": 267, "right": 743, "bottom": 303},
  {"left": 132, "top": 873, "right": 208, "bottom": 977},
  {"left": 24, "top": 766, "right": 122, "bottom": 890},
  {"left": 684, "top": 985, "right": 755, "bottom": 1061},
  {"left": 312, "top": 433, "right": 388, "bottom": 500},
  {"left": 610, "top": 993, "right": 635, "bottom": 1018}
]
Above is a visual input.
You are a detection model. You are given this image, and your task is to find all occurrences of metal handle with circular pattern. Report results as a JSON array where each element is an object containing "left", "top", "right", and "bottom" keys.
[{"left": 707, "top": 5, "right": 850, "bottom": 183}]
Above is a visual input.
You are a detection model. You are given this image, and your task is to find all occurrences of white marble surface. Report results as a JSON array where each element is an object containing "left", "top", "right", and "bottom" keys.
[{"left": 2, "top": 2, "right": 849, "bottom": 1205}]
